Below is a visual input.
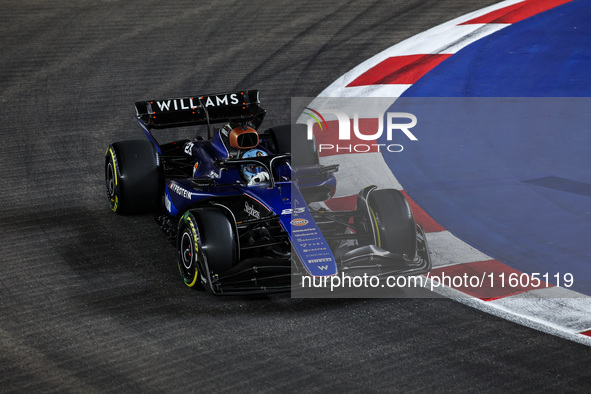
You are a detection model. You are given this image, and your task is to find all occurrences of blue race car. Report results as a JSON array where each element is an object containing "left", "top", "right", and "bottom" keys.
[{"left": 105, "top": 90, "right": 431, "bottom": 295}]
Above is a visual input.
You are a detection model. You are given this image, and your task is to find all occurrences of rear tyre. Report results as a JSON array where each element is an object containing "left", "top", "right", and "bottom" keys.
[
  {"left": 176, "top": 208, "right": 238, "bottom": 290},
  {"left": 267, "top": 124, "right": 319, "bottom": 166},
  {"left": 364, "top": 189, "right": 417, "bottom": 258},
  {"left": 105, "top": 140, "right": 162, "bottom": 214}
]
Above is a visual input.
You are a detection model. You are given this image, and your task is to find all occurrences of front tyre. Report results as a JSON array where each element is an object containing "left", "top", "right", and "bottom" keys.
[
  {"left": 359, "top": 188, "right": 417, "bottom": 259},
  {"left": 369, "top": 189, "right": 417, "bottom": 259},
  {"left": 176, "top": 208, "right": 238, "bottom": 291}
]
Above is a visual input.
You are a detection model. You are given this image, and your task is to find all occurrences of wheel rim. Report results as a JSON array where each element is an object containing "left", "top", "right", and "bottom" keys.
[
  {"left": 180, "top": 231, "right": 194, "bottom": 271},
  {"left": 106, "top": 162, "right": 115, "bottom": 197}
]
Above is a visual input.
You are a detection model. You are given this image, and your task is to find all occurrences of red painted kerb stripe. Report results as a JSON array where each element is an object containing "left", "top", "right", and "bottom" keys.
[
  {"left": 461, "top": 0, "right": 574, "bottom": 24},
  {"left": 346, "top": 54, "right": 452, "bottom": 87}
]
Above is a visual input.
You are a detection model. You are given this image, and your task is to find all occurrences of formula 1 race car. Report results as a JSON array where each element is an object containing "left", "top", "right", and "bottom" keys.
[{"left": 105, "top": 90, "right": 431, "bottom": 295}]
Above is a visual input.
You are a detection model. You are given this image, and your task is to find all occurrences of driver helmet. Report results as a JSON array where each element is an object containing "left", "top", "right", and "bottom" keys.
[{"left": 241, "top": 148, "right": 267, "bottom": 182}]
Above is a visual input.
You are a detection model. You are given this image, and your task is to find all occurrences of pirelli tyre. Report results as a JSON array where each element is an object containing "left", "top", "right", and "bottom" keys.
[
  {"left": 105, "top": 140, "right": 162, "bottom": 214},
  {"left": 176, "top": 208, "right": 238, "bottom": 290},
  {"left": 267, "top": 124, "right": 319, "bottom": 166},
  {"left": 362, "top": 188, "right": 417, "bottom": 259}
]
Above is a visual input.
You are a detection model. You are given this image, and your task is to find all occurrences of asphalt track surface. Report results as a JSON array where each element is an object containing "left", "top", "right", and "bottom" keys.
[{"left": 1, "top": 1, "right": 590, "bottom": 392}]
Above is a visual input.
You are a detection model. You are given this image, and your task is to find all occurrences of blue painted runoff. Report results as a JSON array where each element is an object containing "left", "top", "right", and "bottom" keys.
[{"left": 382, "top": 0, "right": 591, "bottom": 294}]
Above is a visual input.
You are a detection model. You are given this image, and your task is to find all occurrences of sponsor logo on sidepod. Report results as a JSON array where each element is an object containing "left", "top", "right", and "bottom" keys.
[{"left": 290, "top": 218, "right": 309, "bottom": 226}]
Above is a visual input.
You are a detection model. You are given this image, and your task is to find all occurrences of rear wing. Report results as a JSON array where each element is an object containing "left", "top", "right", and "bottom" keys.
[{"left": 135, "top": 90, "right": 266, "bottom": 130}]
